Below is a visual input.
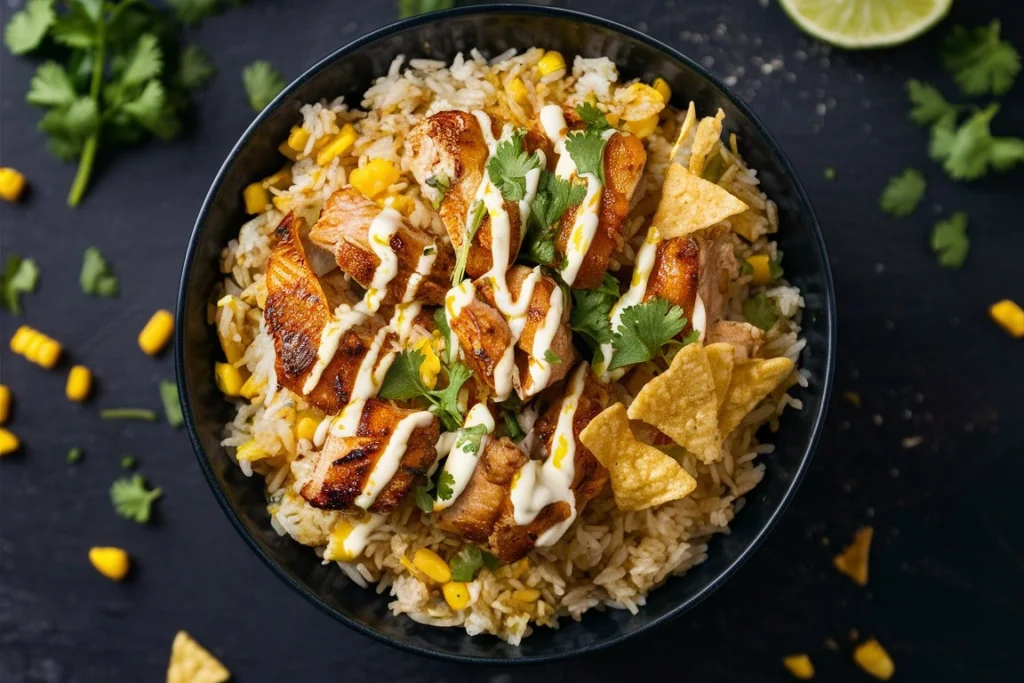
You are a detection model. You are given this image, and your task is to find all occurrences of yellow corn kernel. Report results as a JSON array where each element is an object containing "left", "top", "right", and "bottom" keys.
[
  {"left": 411, "top": 338, "right": 441, "bottom": 389},
  {"left": 234, "top": 439, "right": 268, "bottom": 462},
  {"left": 349, "top": 158, "right": 401, "bottom": 199},
  {"left": 287, "top": 126, "right": 311, "bottom": 153},
  {"left": 511, "top": 588, "right": 541, "bottom": 603},
  {"left": 89, "top": 546, "right": 130, "bottom": 581},
  {"left": 10, "top": 325, "right": 62, "bottom": 369},
  {"left": 243, "top": 182, "right": 270, "bottom": 215},
  {"left": 262, "top": 167, "right": 292, "bottom": 190},
  {"left": 37, "top": 340, "right": 61, "bottom": 369},
  {"left": 323, "top": 519, "right": 357, "bottom": 561},
  {"left": 989, "top": 299, "right": 1024, "bottom": 338},
  {"left": 537, "top": 50, "right": 566, "bottom": 78},
  {"left": 0, "top": 428, "right": 19, "bottom": 456},
  {"left": 413, "top": 548, "right": 451, "bottom": 583},
  {"left": 66, "top": 365, "right": 92, "bottom": 402},
  {"left": 853, "top": 639, "right": 894, "bottom": 680},
  {"left": 138, "top": 310, "right": 174, "bottom": 356},
  {"left": 746, "top": 254, "right": 772, "bottom": 285},
  {"left": 272, "top": 194, "right": 291, "bottom": 212},
  {"left": 508, "top": 77, "right": 529, "bottom": 106},
  {"left": 442, "top": 582, "right": 471, "bottom": 610},
  {"left": 652, "top": 77, "right": 672, "bottom": 103},
  {"left": 316, "top": 123, "right": 357, "bottom": 166},
  {"left": 278, "top": 141, "right": 299, "bottom": 161},
  {"left": 0, "top": 167, "right": 26, "bottom": 202},
  {"left": 214, "top": 362, "right": 245, "bottom": 396},
  {"left": 379, "top": 194, "right": 414, "bottom": 216},
  {"left": 0, "top": 385, "right": 9, "bottom": 424},
  {"left": 296, "top": 416, "right": 318, "bottom": 441},
  {"left": 509, "top": 557, "right": 529, "bottom": 580},
  {"left": 239, "top": 374, "right": 264, "bottom": 401},
  {"left": 622, "top": 113, "right": 659, "bottom": 139},
  {"left": 782, "top": 654, "right": 815, "bottom": 680}
]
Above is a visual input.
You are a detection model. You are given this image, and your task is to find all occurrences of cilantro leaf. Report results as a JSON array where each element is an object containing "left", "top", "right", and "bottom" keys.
[
  {"left": 378, "top": 349, "right": 430, "bottom": 400},
  {"left": 79, "top": 246, "right": 119, "bottom": 297},
  {"left": 399, "top": 0, "right": 456, "bottom": 18},
  {"left": 49, "top": 4, "right": 97, "bottom": 49},
  {"left": 27, "top": 62, "right": 77, "bottom": 107},
  {"left": 565, "top": 128, "right": 609, "bottom": 183},
  {"left": 769, "top": 254, "right": 784, "bottom": 280},
  {"left": 177, "top": 44, "right": 215, "bottom": 90},
  {"left": 118, "top": 33, "right": 163, "bottom": 88},
  {"left": 607, "top": 298, "right": 687, "bottom": 371},
  {"left": 743, "top": 292, "right": 779, "bottom": 331},
  {"left": 433, "top": 307, "right": 455, "bottom": 364},
  {"left": 449, "top": 545, "right": 500, "bottom": 581},
  {"left": 66, "top": 447, "right": 83, "bottom": 464},
  {"left": 487, "top": 130, "right": 542, "bottom": 202},
  {"left": 168, "top": 0, "right": 221, "bottom": 25},
  {"left": 906, "top": 80, "right": 959, "bottom": 126},
  {"left": 431, "top": 362, "right": 472, "bottom": 432},
  {"left": 4, "top": 0, "right": 55, "bottom": 55},
  {"left": 879, "top": 169, "right": 926, "bottom": 217},
  {"left": 931, "top": 212, "right": 970, "bottom": 269},
  {"left": 414, "top": 484, "right": 435, "bottom": 513},
  {"left": 501, "top": 394, "right": 525, "bottom": 442},
  {"left": 1, "top": 255, "right": 40, "bottom": 314},
  {"left": 942, "top": 21, "right": 1020, "bottom": 96},
  {"left": 929, "top": 104, "right": 1024, "bottom": 180},
  {"left": 435, "top": 470, "right": 455, "bottom": 501},
  {"left": 242, "top": 60, "right": 285, "bottom": 111},
  {"left": 523, "top": 169, "right": 588, "bottom": 266},
  {"left": 543, "top": 349, "right": 562, "bottom": 364},
  {"left": 160, "top": 379, "right": 183, "bottom": 428},
  {"left": 110, "top": 474, "right": 162, "bottom": 523},
  {"left": 576, "top": 102, "right": 612, "bottom": 131},
  {"left": 570, "top": 274, "right": 619, "bottom": 349},
  {"left": 451, "top": 199, "right": 486, "bottom": 285}
]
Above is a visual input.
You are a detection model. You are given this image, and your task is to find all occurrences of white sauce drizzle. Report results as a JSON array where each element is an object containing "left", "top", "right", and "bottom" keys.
[
  {"left": 341, "top": 513, "right": 385, "bottom": 557},
  {"left": 692, "top": 294, "right": 707, "bottom": 343},
  {"left": 524, "top": 286, "right": 564, "bottom": 398},
  {"left": 433, "top": 403, "right": 496, "bottom": 512}
]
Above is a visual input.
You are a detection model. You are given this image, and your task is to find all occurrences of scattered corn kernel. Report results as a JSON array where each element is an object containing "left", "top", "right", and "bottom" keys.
[
  {"left": 277, "top": 141, "right": 299, "bottom": 161},
  {"left": 782, "top": 654, "right": 815, "bottom": 680},
  {"left": 511, "top": 588, "right": 541, "bottom": 603},
  {"left": 412, "top": 338, "right": 441, "bottom": 389},
  {"left": 853, "top": 639, "right": 894, "bottom": 680},
  {"left": 0, "top": 167, "right": 27, "bottom": 202},
  {"left": 286, "top": 125, "right": 311, "bottom": 153},
  {"left": 989, "top": 299, "right": 1023, "bottom": 338},
  {"left": 214, "top": 362, "right": 245, "bottom": 397},
  {"left": 0, "top": 385, "right": 10, "bottom": 424},
  {"left": 296, "top": 416, "right": 318, "bottom": 441},
  {"left": 652, "top": 77, "right": 672, "bottom": 103},
  {"left": 746, "top": 254, "right": 773, "bottom": 285},
  {"left": 508, "top": 77, "right": 529, "bottom": 106},
  {"left": 413, "top": 547, "right": 451, "bottom": 583},
  {"left": 243, "top": 182, "right": 270, "bottom": 215},
  {"left": 349, "top": 158, "right": 401, "bottom": 199},
  {"left": 138, "top": 310, "right": 174, "bottom": 356},
  {"left": 537, "top": 50, "right": 566, "bottom": 78},
  {"left": 10, "top": 325, "right": 62, "bottom": 369},
  {"left": 622, "top": 113, "right": 659, "bottom": 139},
  {"left": 0, "top": 428, "right": 19, "bottom": 456},
  {"left": 316, "top": 123, "right": 357, "bottom": 166},
  {"left": 262, "top": 167, "right": 292, "bottom": 190},
  {"left": 88, "top": 546, "right": 130, "bottom": 581},
  {"left": 239, "top": 374, "right": 263, "bottom": 401},
  {"left": 442, "top": 582, "right": 471, "bottom": 610},
  {"left": 65, "top": 365, "right": 93, "bottom": 402},
  {"left": 234, "top": 439, "right": 268, "bottom": 462}
]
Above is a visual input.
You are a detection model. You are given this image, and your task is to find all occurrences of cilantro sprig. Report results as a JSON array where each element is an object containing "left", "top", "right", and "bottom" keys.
[
  {"left": 942, "top": 20, "right": 1020, "bottom": 97},
  {"left": 569, "top": 274, "right": 619, "bottom": 349},
  {"left": 522, "top": 170, "right": 587, "bottom": 267},
  {"left": 110, "top": 473, "right": 161, "bottom": 523},
  {"left": 879, "top": 169, "right": 926, "bottom": 217},
  {"left": 931, "top": 212, "right": 970, "bottom": 269},
  {"left": 1, "top": 254, "right": 40, "bottom": 314},
  {"left": 449, "top": 545, "right": 501, "bottom": 581},
  {"left": 565, "top": 128, "right": 608, "bottom": 183},
  {"left": 575, "top": 102, "right": 612, "bottom": 131},
  {"left": 242, "top": 59, "right": 284, "bottom": 111},
  {"left": 377, "top": 349, "right": 472, "bottom": 431},
  {"left": 743, "top": 292, "right": 779, "bottom": 331},
  {"left": 80, "top": 247, "right": 118, "bottom": 297},
  {"left": 414, "top": 468, "right": 455, "bottom": 513},
  {"left": 606, "top": 298, "right": 689, "bottom": 372},
  {"left": 487, "top": 130, "right": 542, "bottom": 202},
  {"left": 906, "top": 80, "right": 960, "bottom": 126},
  {"left": 929, "top": 104, "right": 1024, "bottom": 180}
]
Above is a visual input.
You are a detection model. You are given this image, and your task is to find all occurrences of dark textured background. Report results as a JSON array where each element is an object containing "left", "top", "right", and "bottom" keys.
[{"left": 1, "top": 1, "right": 1022, "bottom": 681}]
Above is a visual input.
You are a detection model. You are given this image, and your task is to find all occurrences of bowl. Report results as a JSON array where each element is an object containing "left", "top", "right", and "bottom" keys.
[{"left": 175, "top": 3, "right": 836, "bottom": 664}]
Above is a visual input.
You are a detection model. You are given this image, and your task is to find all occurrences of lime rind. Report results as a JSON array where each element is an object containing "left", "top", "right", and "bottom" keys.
[{"left": 778, "top": 0, "right": 953, "bottom": 49}]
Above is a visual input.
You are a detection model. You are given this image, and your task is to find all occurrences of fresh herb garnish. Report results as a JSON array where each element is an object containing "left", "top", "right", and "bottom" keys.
[
  {"left": 168, "top": 0, "right": 238, "bottom": 26},
  {"left": 414, "top": 467, "right": 455, "bottom": 512},
  {"left": 931, "top": 212, "right": 970, "bottom": 269},
  {"left": 3, "top": 0, "right": 53, "bottom": 55},
  {"left": 575, "top": 102, "right": 612, "bottom": 131},
  {"left": 435, "top": 470, "right": 455, "bottom": 501},
  {"left": 159, "top": 379, "right": 183, "bottom": 427},
  {"left": 1, "top": 254, "right": 40, "bottom": 313},
  {"left": 929, "top": 104, "right": 1024, "bottom": 180},
  {"left": 564, "top": 128, "right": 609, "bottom": 183},
  {"left": 606, "top": 298, "right": 688, "bottom": 371},
  {"left": 66, "top": 447, "right": 83, "bottom": 464},
  {"left": 906, "top": 80, "right": 960, "bottom": 126},
  {"left": 880, "top": 169, "right": 927, "bottom": 217},
  {"left": 769, "top": 254, "right": 785, "bottom": 281},
  {"left": 522, "top": 170, "right": 588, "bottom": 266},
  {"left": 743, "top": 292, "right": 779, "bottom": 331},
  {"left": 80, "top": 247, "right": 118, "bottom": 297},
  {"left": 451, "top": 199, "right": 486, "bottom": 285},
  {"left": 177, "top": 44, "right": 216, "bottom": 90},
  {"left": 487, "top": 130, "right": 542, "bottom": 202},
  {"left": 501, "top": 394, "right": 525, "bottom": 442},
  {"left": 121, "top": 455, "right": 136, "bottom": 469},
  {"left": 942, "top": 20, "right": 1020, "bottom": 97},
  {"left": 110, "top": 473, "right": 161, "bottom": 523},
  {"left": 242, "top": 60, "right": 284, "bottom": 111},
  {"left": 398, "top": 0, "right": 456, "bottom": 19},
  {"left": 449, "top": 544, "right": 501, "bottom": 581},
  {"left": 425, "top": 172, "right": 451, "bottom": 209},
  {"left": 433, "top": 307, "right": 455, "bottom": 365},
  {"left": 378, "top": 350, "right": 472, "bottom": 431},
  {"left": 454, "top": 423, "right": 489, "bottom": 455},
  {"left": 569, "top": 273, "right": 619, "bottom": 349},
  {"left": 543, "top": 349, "right": 562, "bottom": 364},
  {"left": 100, "top": 408, "right": 158, "bottom": 421}
]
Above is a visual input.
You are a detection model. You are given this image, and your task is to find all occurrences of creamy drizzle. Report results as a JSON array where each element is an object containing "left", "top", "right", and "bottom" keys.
[
  {"left": 433, "top": 403, "right": 496, "bottom": 512},
  {"left": 524, "top": 286, "right": 564, "bottom": 398}
]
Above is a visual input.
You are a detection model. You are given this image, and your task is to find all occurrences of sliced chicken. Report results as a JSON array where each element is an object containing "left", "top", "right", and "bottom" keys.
[
  {"left": 706, "top": 320, "right": 764, "bottom": 361},
  {"left": 447, "top": 295, "right": 513, "bottom": 396},
  {"left": 301, "top": 398, "right": 440, "bottom": 513},
  {"left": 264, "top": 212, "right": 384, "bottom": 414},
  {"left": 308, "top": 188, "right": 453, "bottom": 306},
  {"left": 433, "top": 437, "right": 528, "bottom": 545},
  {"left": 697, "top": 233, "right": 739, "bottom": 328}
]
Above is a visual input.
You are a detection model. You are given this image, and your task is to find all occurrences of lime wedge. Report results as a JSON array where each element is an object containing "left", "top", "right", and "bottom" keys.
[{"left": 777, "top": 0, "right": 952, "bottom": 49}]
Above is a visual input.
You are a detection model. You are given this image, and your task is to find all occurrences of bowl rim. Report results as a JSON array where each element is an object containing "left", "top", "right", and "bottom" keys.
[{"left": 175, "top": 2, "right": 836, "bottom": 665}]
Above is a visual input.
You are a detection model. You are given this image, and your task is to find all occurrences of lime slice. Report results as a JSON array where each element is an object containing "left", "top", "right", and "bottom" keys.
[{"left": 777, "top": 0, "right": 952, "bottom": 49}]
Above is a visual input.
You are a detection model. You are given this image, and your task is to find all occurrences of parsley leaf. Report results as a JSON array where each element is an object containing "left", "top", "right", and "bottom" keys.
[
  {"left": 942, "top": 20, "right": 1020, "bottom": 96},
  {"left": 435, "top": 470, "right": 455, "bottom": 501},
  {"left": 607, "top": 298, "right": 687, "bottom": 371},
  {"left": 929, "top": 104, "right": 1024, "bottom": 180},
  {"left": 543, "top": 349, "right": 562, "bottom": 364},
  {"left": 80, "top": 246, "right": 119, "bottom": 297},
  {"left": 160, "top": 379, "right": 183, "bottom": 428},
  {"left": 743, "top": 292, "right": 779, "bottom": 331},
  {"left": 177, "top": 44, "right": 216, "bottom": 90},
  {"left": 3, "top": 0, "right": 55, "bottom": 55},
  {"left": 906, "top": 80, "right": 959, "bottom": 126},
  {"left": 242, "top": 60, "right": 284, "bottom": 111},
  {"left": 931, "top": 212, "right": 970, "bottom": 269},
  {"left": 449, "top": 545, "right": 500, "bottom": 581},
  {"left": 1, "top": 255, "right": 40, "bottom": 314},
  {"left": 565, "top": 128, "right": 609, "bottom": 183},
  {"left": 879, "top": 169, "right": 926, "bottom": 217},
  {"left": 110, "top": 474, "right": 162, "bottom": 523},
  {"left": 576, "top": 102, "right": 612, "bottom": 131},
  {"left": 487, "top": 130, "right": 542, "bottom": 202},
  {"left": 378, "top": 351, "right": 471, "bottom": 431},
  {"left": 451, "top": 199, "right": 486, "bottom": 285},
  {"left": 570, "top": 274, "right": 619, "bottom": 349}
]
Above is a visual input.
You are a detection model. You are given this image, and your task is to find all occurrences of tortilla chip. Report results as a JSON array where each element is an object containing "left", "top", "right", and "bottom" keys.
[
  {"left": 718, "top": 356, "right": 795, "bottom": 437},
  {"left": 689, "top": 109, "right": 725, "bottom": 177},
  {"left": 167, "top": 631, "right": 230, "bottom": 683},
  {"left": 704, "top": 342, "right": 735, "bottom": 410},
  {"left": 669, "top": 101, "right": 697, "bottom": 161},
  {"left": 627, "top": 343, "right": 721, "bottom": 464},
  {"left": 730, "top": 208, "right": 768, "bottom": 242},
  {"left": 652, "top": 164, "right": 748, "bottom": 240},
  {"left": 833, "top": 526, "right": 873, "bottom": 586},
  {"left": 580, "top": 403, "right": 696, "bottom": 511}
]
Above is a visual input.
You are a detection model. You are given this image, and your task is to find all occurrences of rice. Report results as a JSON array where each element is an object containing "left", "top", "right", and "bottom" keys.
[{"left": 214, "top": 50, "right": 805, "bottom": 644}]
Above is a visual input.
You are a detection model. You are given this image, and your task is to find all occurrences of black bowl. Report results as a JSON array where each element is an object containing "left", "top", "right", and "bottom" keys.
[{"left": 175, "top": 4, "right": 836, "bottom": 664}]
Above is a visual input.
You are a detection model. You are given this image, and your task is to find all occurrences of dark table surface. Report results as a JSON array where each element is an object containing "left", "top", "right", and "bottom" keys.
[{"left": 2, "top": 1, "right": 1022, "bottom": 681}]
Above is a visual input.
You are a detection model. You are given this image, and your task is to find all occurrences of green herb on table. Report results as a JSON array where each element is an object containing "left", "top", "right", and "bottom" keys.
[
  {"left": 101, "top": 408, "right": 158, "bottom": 421},
  {"left": 80, "top": 247, "right": 118, "bottom": 297},
  {"left": 487, "top": 130, "right": 542, "bottom": 202},
  {"left": 942, "top": 20, "right": 1020, "bottom": 97},
  {"left": 606, "top": 298, "right": 688, "bottom": 372},
  {"left": 906, "top": 80, "right": 960, "bottom": 127},
  {"left": 110, "top": 473, "right": 161, "bottom": 523},
  {"left": 929, "top": 104, "right": 1024, "bottom": 180},
  {"left": 168, "top": 0, "right": 241, "bottom": 26},
  {"left": 823, "top": 167, "right": 836, "bottom": 181},
  {"left": 449, "top": 545, "right": 501, "bottom": 581},
  {"left": 1, "top": 254, "right": 40, "bottom": 313},
  {"left": 242, "top": 60, "right": 284, "bottom": 111},
  {"left": 931, "top": 212, "right": 970, "bottom": 269},
  {"left": 159, "top": 379, "right": 183, "bottom": 427},
  {"left": 378, "top": 350, "right": 472, "bottom": 431},
  {"left": 398, "top": 0, "right": 456, "bottom": 19},
  {"left": 66, "top": 447, "right": 83, "bottom": 464},
  {"left": 176, "top": 44, "right": 216, "bottom": 89},
  {"left": 121, "top": 455, "right": 136, "bottom": 469},
  {"left": 879, "top": 169, "right": 927, "bottom": 217}
]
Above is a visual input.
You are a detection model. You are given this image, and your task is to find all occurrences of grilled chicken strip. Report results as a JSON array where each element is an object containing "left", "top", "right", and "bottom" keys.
[
  {"left": 645, "top": 232, "right": 738, "bottom": 335},
  {"left": 308, "top": 187, "right": 453, "bottom": 306},
  {"left": 264, "top": 212, "right": 385, "bottom": 414},
  {"left": 447, "top": 295, "right": 513, "bottom": 396},
  {"left": 301, "top": 398, "right": 440, "bottom": 513},
  {"left": 697, "top": 233, "right": 739, "bottom": 328}
]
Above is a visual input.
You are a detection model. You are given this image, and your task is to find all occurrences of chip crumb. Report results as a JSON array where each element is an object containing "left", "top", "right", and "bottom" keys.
[
  {"left": 849, "top": 628, "right": 860, "bottom": 641},
  {"left": 167, "top": 631, "right": 230, "bottom": 683},
  {"left": 842, "top": 391, "right": 861, "bottom": 409},
  {"left": 782, "top": 654, "right": 815, "bottom": 679},
  {"left": 824, "top": 637, "right": 840, "bottom": 651},
  {"left": 853, "top": 638, "right": 895, "bottom": 680},
  {"left": 901, "top": 435, "right": 923, "bottom": 449},
  {"left": 833, "top": 526, "right": 873, "bottom": 586}
]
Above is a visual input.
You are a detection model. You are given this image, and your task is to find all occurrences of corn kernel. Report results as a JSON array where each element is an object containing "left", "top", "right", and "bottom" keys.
[
  {"left": 262, "top": 167, "right": 292, "bottom": 190},
  {"left": 413, "top": 547, "right": 451, "bottom": 583},
  {"left": 278, "top": 141, "right": 299, "bottom": 161},
  {"left": 66, "top": 365, "right": 92, "bottom": 402},
  {"left": 652, "top": 77, "right": 672, "bottom": 103},
  {"left": 88, "top": 546, "right": 130, "bottom": 581},
  {"left": 782, "top": 654, "right": 815, "bottom": 680},
  {"left": 287, "top": 126, "right": 311, "bottom": 153},
  {"left": 243, "top": 182, "right": 270, "bottom": 215},
  {"left": 379, "top": 194, "right": 414, "bottom": 216},
  {"left": 746, "top": 254, "right": 772, "bottom": 285},
  {"left": 316, "top": 124, "right": 357, "bottom": 166},
  {"left": 0, "top": 167, "right": 27, "bottom": 202},
  {"left": 239, "top": 374, "right": 264, "bottom": 401},
  {"left": 537, "top": 51, "right": 566, "bottom": 78},
  {"left": 508, "top": 77, "right": 529, "bottom": 106},
  {"left": 622, "top": 113, "right": 659, "bottom": 139},
  {"left": 296, "top": 416, "right": 318, "bottom": 441},
  {"left": 138, "top": 310, "right": 174, "bottom": 356},
  {"left": 853, "top": 639, "right": 894, "bottom": 680},
  {"left": 323, "top": 519, "right": 357, "bottom": 561},
  {"left": 411, "top": 338, "right": 441, "bottom": 389},
  {"left": 272, "top": 194, "right": 291, "bottom": 212},
  {"left": 349, "top": 158, "right": 401, "bottom": 199},
  {"left": 234, "top": 439, "right": 267, "bottom": 462},
  {"left": 442, "top": 582, "right": 471, "bottom": 610},
  {"left": 0, "top": 385, "right": 10, "bottom": 424},
  {"left": 10, "top": 325, "right": 62, "bottom": 369},
  {"left": 215, "top": 362, "right": 245, "bottom": 396},
  {"left": 511, "top": 588, "right": 541, "bottom": 603},
  {"left": 989, "top": 299, "right": 1024, "bottom": 338},
  {"left": 0, "top": 428, "right": 19, "bottom": 456}
]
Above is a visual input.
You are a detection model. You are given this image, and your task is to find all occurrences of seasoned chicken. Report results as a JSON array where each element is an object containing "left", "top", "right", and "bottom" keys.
[
  {"left": 301, "top": 398, "right": 440, "bottom": 513},
  {"left": 264, "top": 212, "right": 384, "bottom": 415},
  {"left": 706, "top": 320, "right": 764, "bottom": 360},
  {"left": 697, "top": 233, "right": 739, "bottom": 328},
  {"left": 447, "top": 295, "right": 513, "bottom": 396},
  {"left": 308, "top": 188, "right": 453, "bottom": 306},
  {"left": 434, "top": 437, "right": 528, "bottom": 545}
]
